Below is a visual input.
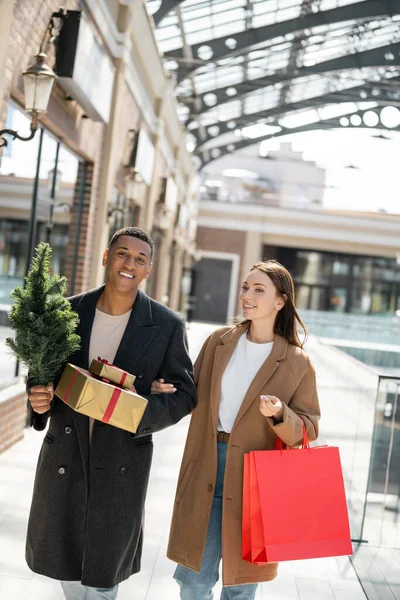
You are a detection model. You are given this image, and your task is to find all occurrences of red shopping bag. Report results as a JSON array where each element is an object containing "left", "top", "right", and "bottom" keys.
[{"left": 242, "top": 426, "right": 353, "bottom": 564}]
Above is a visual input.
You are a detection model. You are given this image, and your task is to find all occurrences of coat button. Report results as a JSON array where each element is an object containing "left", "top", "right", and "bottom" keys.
[
  {"left": 58, "top": 467, "right": 66, "bottom": 475},
  {"left": 65, "top": 426, "right": 72, "bottom": 434},
  {"left": 137, "top": 371, "right": 144, "bottom": 379},
  {"left": 208, "top": 484, "right": 213, "bottom": 492},
  {"left": 119, "top": 466, "right": 127, "bottom": 475}
]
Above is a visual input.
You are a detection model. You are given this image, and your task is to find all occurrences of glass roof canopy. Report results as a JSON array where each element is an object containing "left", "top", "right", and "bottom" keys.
[{"left": 146, "top": 0, "right": 400, "bottom": 166}]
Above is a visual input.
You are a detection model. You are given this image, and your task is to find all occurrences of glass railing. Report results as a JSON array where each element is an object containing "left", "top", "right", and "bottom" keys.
[
  {"left": 307, "top": 334, "right": 400, "bottom": 597},
  {"left": 306, "top": 337, "right": 378, "bottom": 542},
  {"left": 360, "top": 375, "right": 400, "bottom": 549},
  {"left": 300, "top": 310, "right": 400, "bottom": 346}
]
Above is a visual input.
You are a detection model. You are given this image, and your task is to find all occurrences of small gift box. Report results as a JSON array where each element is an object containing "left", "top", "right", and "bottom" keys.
[
  {"left": 89, "top": 357, "right": 136, "bottom": 389},
  {"left": 55, "top": 363, "right": 147, "bottom": 433}
]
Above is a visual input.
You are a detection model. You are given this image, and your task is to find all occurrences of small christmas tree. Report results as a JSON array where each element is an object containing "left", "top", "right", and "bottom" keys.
[{"left": 6, "top": 242, "right": 81, "bottom": 386}]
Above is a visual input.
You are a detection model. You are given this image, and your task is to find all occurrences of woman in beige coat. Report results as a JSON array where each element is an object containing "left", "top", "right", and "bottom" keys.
[{"left": 157, "top": 260, "right": 320, "bottom": 599}]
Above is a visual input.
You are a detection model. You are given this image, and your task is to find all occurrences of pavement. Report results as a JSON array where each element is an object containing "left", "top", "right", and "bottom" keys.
[{"left": 0, "top": 322, "right": 367, "bottom": 600}]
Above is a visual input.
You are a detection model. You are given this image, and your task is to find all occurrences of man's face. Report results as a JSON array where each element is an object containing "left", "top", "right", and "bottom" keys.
[{"left": 103, "top": 236, "right": 153, "bottom": 293}]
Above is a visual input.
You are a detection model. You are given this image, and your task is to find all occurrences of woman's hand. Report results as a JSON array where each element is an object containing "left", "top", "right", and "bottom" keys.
[
  {"left": 28, "top": 383, "right": 54, "bottom": 414},
  {"left": 150, "top": 378, "right": 176, "bottom": 394},
  {"left": 260, "top": 395, "right": 283, "bottom": 420}
]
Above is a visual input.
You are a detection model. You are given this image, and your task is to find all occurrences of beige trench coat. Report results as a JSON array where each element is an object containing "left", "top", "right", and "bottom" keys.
[{"left": 167, "top": 323, "right": 321, "bottom": 586}]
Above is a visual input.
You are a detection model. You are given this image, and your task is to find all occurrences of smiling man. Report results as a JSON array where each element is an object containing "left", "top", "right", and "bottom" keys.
[{"left": 25, "top": 227, "right": 197, "bottom": 600}]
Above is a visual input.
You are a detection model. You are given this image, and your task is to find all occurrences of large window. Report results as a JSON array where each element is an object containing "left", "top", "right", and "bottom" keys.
[
  {"left": 264, "top": 245, "right": 400, "bottom": 315},
  {"left": 0, "top": 103, "right": 81, "bottom": 304}
]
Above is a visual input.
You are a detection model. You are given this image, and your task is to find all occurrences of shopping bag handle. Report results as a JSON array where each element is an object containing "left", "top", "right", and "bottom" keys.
[{"left": 275, "top": 420, "right": 310, "bottom": 452}]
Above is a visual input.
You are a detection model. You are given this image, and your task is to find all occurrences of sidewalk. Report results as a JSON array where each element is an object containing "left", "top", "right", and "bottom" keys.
[{"left": 0, "top": 323, "right": 366, "bottom": 600}]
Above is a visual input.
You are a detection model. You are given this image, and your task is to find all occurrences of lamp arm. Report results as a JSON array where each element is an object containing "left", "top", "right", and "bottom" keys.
[{"left": 0, "top": 112, "right": 38, "bottom": 148}]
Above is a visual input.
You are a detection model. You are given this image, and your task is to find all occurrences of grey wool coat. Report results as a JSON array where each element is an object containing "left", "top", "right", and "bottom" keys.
[{"left": 26, "top": 286, "right": 196, "bottom": 587}]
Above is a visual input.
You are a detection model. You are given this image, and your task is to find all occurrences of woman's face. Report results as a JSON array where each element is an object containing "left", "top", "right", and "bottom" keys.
[{"left": 239, "top": 269, "right": 284, "bottom": 322}]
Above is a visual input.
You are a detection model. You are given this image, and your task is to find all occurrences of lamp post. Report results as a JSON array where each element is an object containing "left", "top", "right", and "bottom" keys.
[
  {"left": 0, "top": 53, "right": 56, "bottom": 148},
  {"left": 124, "top": 170, "right": 146, "bottom": 226},
  {"left": 4, "top": 53, "right": 56, "bottom": 379},
  {"left": 125, "top": 170, "right": 145, "bottom": 202}
]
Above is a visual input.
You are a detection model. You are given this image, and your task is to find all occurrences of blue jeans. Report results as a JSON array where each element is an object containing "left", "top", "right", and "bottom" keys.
[
  {"left": 61, "top": 581, "right": 118, "bottom": 600},
  {"left": 174, "top": 442, "right": 258, "bottom": 600}
]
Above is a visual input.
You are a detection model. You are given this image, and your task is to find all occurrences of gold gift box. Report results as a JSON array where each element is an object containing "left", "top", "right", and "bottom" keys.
[
  {"left": 89, "top": 358, "right": 136, "bottom": 389},
  {"left": 55, "top": 363, "right": 148, "bottom": 433}
]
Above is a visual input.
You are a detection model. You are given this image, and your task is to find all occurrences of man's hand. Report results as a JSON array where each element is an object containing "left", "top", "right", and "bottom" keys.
[
  {"left": 260, "top": 395, "right": 283, "bottom": 419},
  {"left": 28, "top": 383, "right": 54, "bottom": 414},
  {"left": 150, "top": 378, "right": 176, "bottom": 394}
]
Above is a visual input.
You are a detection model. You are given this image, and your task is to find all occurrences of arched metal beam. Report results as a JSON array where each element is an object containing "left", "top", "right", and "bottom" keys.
[
  {"left": 197, "top": 107, "right": 400, "bottom": 168},
  {"left": 165, "top": 0, "right": 400, "bottom": 82},
  {"left": 193, "top": 77, "right": 400, "bottom": 148},
  {"left": 182, "top": 42, "right": 400, "bottom": 117},
  {"left": 153, "top": 0, "right": 186, "bottom": 26}
]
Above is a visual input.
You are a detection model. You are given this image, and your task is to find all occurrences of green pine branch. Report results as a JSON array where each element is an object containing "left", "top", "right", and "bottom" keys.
[{"left": 6, "top": 242, "right": 81, "bottom": 386}]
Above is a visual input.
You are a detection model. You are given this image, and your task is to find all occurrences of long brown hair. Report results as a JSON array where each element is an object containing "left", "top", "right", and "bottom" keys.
[{"left": 240, "top": 260, "right": 307, "bottom": 348}]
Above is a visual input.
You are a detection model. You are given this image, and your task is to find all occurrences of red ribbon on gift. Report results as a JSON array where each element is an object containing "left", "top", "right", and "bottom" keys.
[
  {"left": 101, "top": 387, "right": 122, "bottom": 423},
  {"left": 97, "top": 357, "right": 128, "bottom": 387},
  {"left": 61, "top": 367, "right": 122, "bottom": 423}
]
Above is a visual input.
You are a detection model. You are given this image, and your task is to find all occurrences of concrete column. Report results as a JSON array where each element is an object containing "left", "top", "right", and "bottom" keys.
[
  {"left": 93, "top": 4, "right": 137, "bottom": 287},
  {"left": 153, "top": 222, "right": 174, "bottom": 303},
  {"left": 241, "top": 230, "right": 262, "bottom": 279},
  {"left": 238, "top": 230, "right": 262, "bottom": 311},
  {"left": 92, "top": 59, "right": 124, "bottom": 288},
  {"left": 168, "top": 243, "right": 184, "bottom": 311},
  {"left": 0, "top": 1, "right": 14, "bottom": 127}
]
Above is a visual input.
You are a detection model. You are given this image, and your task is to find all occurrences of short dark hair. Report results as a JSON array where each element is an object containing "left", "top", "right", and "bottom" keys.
[{"left": 109, "top": 227, "right": 154, "bottom": 259}]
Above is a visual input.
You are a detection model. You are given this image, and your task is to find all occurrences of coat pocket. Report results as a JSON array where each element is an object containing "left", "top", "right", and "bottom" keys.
[{"left": 176, "top": 459, "right": 196, "bottom": 503}]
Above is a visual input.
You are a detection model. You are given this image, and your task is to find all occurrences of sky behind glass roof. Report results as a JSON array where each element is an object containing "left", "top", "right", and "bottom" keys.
[
  {"left": 146, "top": 0, "right": 400, "bottom": 213},
  {"left": 147, "top": 1, "right": 399, "bottom": 134}
]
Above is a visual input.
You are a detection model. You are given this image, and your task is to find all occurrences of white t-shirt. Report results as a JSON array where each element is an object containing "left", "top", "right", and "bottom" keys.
[
  {"left": 88, "top": 308, "right": 132, "bottom": 437},
  {"left": 218, "top": 332, "right": 274, "bottom": 433}
]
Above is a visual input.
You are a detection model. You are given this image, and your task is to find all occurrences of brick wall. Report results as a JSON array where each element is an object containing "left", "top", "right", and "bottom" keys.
[
  {"left": 0, "top": 392, "right": 27, "bottom": 455},
  {"left": 196, "top": 226, "right": 246, "bottom": 256},
  {"left": 64, "top": 161, "right": 93, "bottom": 294},
  {"left": 1, "top": 1, "right": 109, "bottom": 297}
]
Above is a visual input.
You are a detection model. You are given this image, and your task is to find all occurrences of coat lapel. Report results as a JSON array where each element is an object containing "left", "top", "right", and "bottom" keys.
[
  {"left": 67, "top": 286, "right": 104, "bottom": 479},
  {"left": 113, "top": 289, "right": 160, "bottom": 373},
  {"left": 73, "top": 286, "right": 104, "bottom": 368},
  {"left": 231, "top": 334, "right": 288, "bottom": 433}
]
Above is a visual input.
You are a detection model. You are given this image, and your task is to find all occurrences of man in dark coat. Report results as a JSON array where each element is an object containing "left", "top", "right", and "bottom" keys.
[{"left": 26, "top": 227, "right": 197, "bottom": 600}]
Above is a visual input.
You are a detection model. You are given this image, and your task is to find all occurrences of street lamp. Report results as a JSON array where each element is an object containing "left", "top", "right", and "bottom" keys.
[
  {"left": 0, "top": 53, "right": 56, "bottom": 148},
  {"left": 155, "top": 202, "right": 172, "bottom": 231},
  {"left": 125, "top": 170, "right": 145, "bottom": 202}
]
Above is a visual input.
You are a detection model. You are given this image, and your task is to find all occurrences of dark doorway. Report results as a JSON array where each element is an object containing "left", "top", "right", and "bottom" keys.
[{"left": 190, "top": 257, "right": 232, "bottom": 324}]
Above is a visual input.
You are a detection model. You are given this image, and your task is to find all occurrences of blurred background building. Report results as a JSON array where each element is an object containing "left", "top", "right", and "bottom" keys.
[
  {"left": 0, "top": 1, "right": 400, "bottom": 597},
  {"left": 0, "top": 0, "right": 198, "bottom": 320}
]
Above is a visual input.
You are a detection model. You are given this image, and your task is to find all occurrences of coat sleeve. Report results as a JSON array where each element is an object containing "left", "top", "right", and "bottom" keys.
[
  {"left": 27, "top": 374, "right": 59, "bottom": 431},
  {"left": 134, "top": 318, "right": 197, "bottom": 437},
  {"left": 27, "top": 384, "right": 49, "bottom": 431},
  {"left": 267, "top": 357, "right": 320, "bottom": 447}
]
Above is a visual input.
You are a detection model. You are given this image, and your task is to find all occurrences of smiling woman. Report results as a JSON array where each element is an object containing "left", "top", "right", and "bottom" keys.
[
  {"left": 240, "top": 260, "right": 307, "bottom": 348},
  {"left": 167, "top": 259, "right": 320, "bottom": 598}
]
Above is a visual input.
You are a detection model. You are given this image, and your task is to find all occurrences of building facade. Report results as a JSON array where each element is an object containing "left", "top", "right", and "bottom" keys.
[
  {"left": 0, "top": 0, "right": 199, "bottom": 451},
  {"left": 0, "top": 0, "right": 198, "bottom": 315},
  {"left": 191, "top": 146, "right": 400, "bottom": 324}
]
